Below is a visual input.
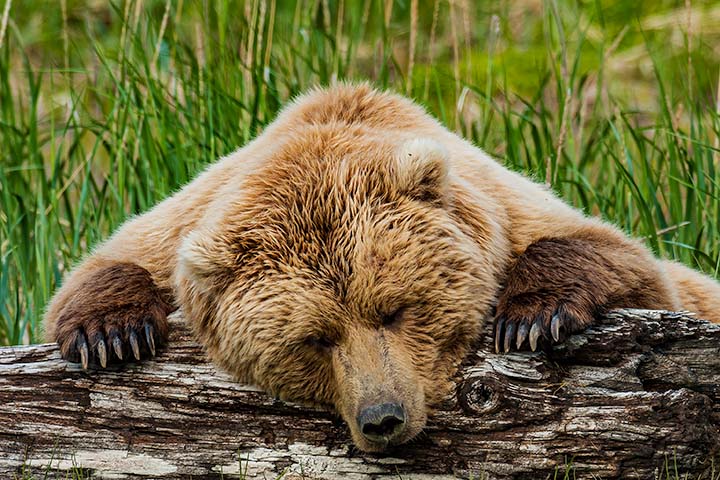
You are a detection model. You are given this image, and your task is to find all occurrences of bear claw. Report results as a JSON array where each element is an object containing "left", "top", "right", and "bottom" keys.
[
  {"left": 95, "top": 333, "right": 108, "bottom": 368},
  {"left": 551, "top": 314, "right": 561, "bottom": 342},
  {"left": 145, "top": 324, "right": 156, "bottom": 357},
  {"left": 529, "top": 320, "right": 541, "bottom": 352},
  {"left": 516, "top": 323, "right": 529, "bottom": 349},
  {"left": 503, "top": 322, "right": 516, "bottom": 353},
  {"left": 110, "top": 330, "right": 123, "bottom": 360},
  {"left": 75, "top": 331, "right": 89, "bottom": 369},
  {"left": 129, "top": 329, "right": 141, "bottom": 361}
]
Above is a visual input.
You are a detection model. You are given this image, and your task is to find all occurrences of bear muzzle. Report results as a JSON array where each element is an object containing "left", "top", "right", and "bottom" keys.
[{"left": 332, "top": 326, "right": 427, "bottom": 451}]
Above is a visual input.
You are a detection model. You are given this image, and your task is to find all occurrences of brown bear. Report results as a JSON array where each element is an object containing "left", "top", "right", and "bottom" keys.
[{"left": 44, "top": 83, "right": 720, "bottom": 452}]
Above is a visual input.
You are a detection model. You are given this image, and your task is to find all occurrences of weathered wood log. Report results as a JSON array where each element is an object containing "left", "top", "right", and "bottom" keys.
[{"left": 1, "top": 309, "right": 718, "bottom": 479}]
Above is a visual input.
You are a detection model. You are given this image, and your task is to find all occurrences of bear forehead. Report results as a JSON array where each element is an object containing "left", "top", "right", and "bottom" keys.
[
  {"left": 240, "top": 125, "right": 412, "bottom": 228},
  {"left": 256, "top": 125, "right": 400, "bottom": 199},
  {"left": 222, "top": 124, "right": 448, "bottom": 286}
]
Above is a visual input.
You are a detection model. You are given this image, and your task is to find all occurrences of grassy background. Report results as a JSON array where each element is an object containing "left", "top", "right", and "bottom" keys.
[{"left": 1, "top": 0, "right": 720, "bottom": 346}]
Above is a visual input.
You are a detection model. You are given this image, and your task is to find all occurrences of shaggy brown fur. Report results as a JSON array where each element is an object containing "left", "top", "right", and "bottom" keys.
[{"left": 44, "top": 83, "right": 720, "bottom": 452}]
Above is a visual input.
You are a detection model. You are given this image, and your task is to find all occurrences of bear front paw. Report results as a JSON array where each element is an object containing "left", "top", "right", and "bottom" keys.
[
  {"left": 493, "top": 237, "right": 613, "bottom": 353},
  {"left": 52, "top": 263, "right": 174, "bottom": 368}
]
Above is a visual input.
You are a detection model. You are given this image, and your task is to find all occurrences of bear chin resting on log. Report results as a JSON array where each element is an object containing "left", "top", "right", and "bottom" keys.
[{"left": 43, "top": 83, "right": 720, "bottom": 453}]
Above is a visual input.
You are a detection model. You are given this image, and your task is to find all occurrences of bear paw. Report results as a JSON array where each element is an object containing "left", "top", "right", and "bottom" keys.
[
  {"left": 493, "top": 237, "right": 611, "bottom": 353},
  {"left": 53, "top": 263, "right": 174, "bottom": 368}
]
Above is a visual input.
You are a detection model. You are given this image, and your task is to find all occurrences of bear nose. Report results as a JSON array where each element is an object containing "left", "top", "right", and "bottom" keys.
[{"left": 357, "top": 402, "right": 406, "bottom": 443}]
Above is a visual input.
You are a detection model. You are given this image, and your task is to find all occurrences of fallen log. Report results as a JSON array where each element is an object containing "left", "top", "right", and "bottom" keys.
[{"left": 0, "top": 309, "right": 718, "bottom": 479}]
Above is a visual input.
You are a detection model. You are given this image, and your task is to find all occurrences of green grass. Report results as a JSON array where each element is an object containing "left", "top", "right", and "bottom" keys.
[{"left": 1, "top": 0, "right": 720, "bottom": 345}]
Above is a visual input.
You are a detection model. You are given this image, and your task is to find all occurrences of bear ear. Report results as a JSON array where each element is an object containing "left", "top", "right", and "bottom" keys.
[
  {"left": 177, "top": 228, "right": 236, "bottom": 293},
  {"left": 393, "top": 138, "right": 450, "bottom": 203}
]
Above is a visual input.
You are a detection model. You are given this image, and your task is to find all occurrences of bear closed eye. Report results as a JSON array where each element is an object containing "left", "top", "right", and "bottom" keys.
[{"left": 44, "top": 83, "right": 720, "bottom": 452}]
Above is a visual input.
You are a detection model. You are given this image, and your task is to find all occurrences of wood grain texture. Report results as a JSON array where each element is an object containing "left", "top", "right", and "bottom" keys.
[{"left": 1, "top": 309, "right": 719, "bottom": 479}]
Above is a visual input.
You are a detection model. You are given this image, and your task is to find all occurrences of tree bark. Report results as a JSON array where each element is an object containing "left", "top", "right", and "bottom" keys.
[{"left": 1, "top": 309, "right": 718, "bottom": 479}]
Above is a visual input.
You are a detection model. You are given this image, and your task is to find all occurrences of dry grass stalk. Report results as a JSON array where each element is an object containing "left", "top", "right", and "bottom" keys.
[
  {"left": 407, "top": 0, "right": 418, "bottom": 94},
  {"left": 448, "top": 0, "right": 461, "bottom": 132},
  {"left": 422, "top": 0, "right": 441, "bottom": 100},
  {"left": 151, "top": 0, "right": 172, "bottom": 74}
]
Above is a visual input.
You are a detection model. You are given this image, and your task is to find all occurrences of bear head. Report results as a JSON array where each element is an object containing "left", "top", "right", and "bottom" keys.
[{"left": 176, "top": 106, "right": 506, "bottom": 452}]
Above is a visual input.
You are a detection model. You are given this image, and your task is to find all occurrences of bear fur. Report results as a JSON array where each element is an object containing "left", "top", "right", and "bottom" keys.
[{"left": 44, "top": 83, "right": 720, "bottom": 452}]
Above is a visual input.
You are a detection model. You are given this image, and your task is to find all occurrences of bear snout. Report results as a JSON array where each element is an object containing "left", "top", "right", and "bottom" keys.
[{"left": 356, "top": 402, "right": 407, "bottom": 444}]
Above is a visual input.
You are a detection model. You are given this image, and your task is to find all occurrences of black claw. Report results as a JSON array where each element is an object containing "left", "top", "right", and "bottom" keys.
[
  {"left": 504, "top": 322, "right": 516, "bottom": 353},
  {"left": 76, "top": 331, "right": 89, "bottom": 369},
  {"left": 95, "top": 332, "right": 107, "bottom": 368},
  {"left": 129, "top": 329, "right": 141, "bottom": 361},
  {"left": 145, "top": 323, "right": 156, "bottom": 357},
  {"left": 516, "top": 323, "right": 529, "bottom": 349},
  {"left": 494, "top": 317, "right": 506, "bottom": 354},
  {"left": 109, "top": 330, "right": 123, "bottom": 360}
]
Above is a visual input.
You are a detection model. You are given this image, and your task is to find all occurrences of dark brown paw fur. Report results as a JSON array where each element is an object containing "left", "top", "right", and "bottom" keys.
[
  {"left": 54, "top": 263, "right": 175, "bottom": 368},
  {"left": 494, "top": 236, "right": 667, "bottom": 353}
]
